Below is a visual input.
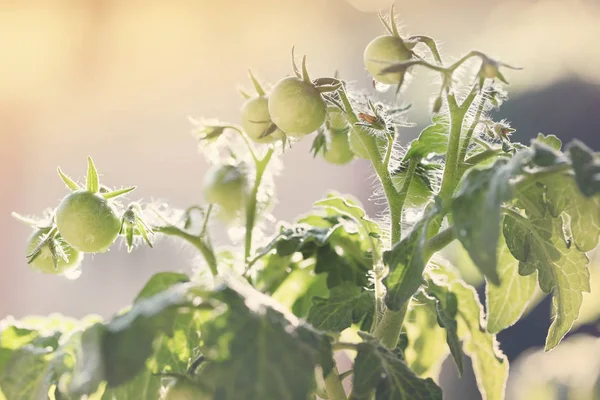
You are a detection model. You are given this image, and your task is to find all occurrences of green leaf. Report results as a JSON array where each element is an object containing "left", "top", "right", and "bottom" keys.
[
  {"left": 133, "top": 272, "right": 190, "bottom": 303},
  {"left": 503, "top": 213, "right": 590, "bottom": 350},
  {"left": 383, "top": 203, "right": 442, "bottom": 311},
  {"left": 452, "top": 151, "right": 530, "bottom": 285},
  {"left": 351, "top": 334, "right": 442, "bottom": 400},
  {"left": 422, "top": 285, "right": 464, "bottom": 376},
  {"left": 535, "top": 133, "right": 562, "bottom": 151},
  {"left": 403, "top": 115, "right": 448, "bottom": 161},
  {"left": 0, "top": 347, "right": 53, "bottom": 400},
  {"left": 427, "top": 266, "right": 509, "bottom": 400},
  {"left": 485, "top": 236, "right": 537, "bottom": 333},
  {"left": 69, "top": 282, "right": 203, "bottom": 397},
  {"left": 543, "top": 175, "right": 600, "bottom": 252},
  {"left": 314, "top": 193, "right": 382, "bottom": 240},
  {"left": 0, "top": 314, "right": 99, "bottom": 400},
  {"left": 402, "top": 299, "right": 452, "bottom": 379},
  {"left": 307, "top": 283, "right": 374, "bottom": 332},
  {"left": 567, "top": 140, "right": 600, "bottom": 197},
  {"left": 198, "top": 278, "right": 332, "bottom": 400}
]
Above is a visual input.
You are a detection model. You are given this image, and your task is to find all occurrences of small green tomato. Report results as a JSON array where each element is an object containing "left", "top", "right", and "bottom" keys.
[
  {"left": 391, "top": 170, "right": 434, "bottom": 208},
  {"left": 322, "top": 130, "right": 354, "bottom": 165},
  {"left": 163, "top": 378, "right": 211, "bottom": 400},
  {"left": 55, "top": 190, "right": 122, "bottom": 253},
  {"left": 363, "top": 35, "right": 412, "bottom": 84},
  {"left": 203, "top": 164, "right": 246, "bottom": 219},
  {"left": 241, "top": 96, "right": 285, "bottom": 143},
  {"left": 268, "top": 77, "right": 326, "bottom": 136},
  {"left": 26, "top": 228, "right": 83, "bottom": 274},
  {"left": 348, "top": 128, "right": 371, "bottom": 159},
  {"left": 326, "top": 109, "right": 348, "bottom": 131}
]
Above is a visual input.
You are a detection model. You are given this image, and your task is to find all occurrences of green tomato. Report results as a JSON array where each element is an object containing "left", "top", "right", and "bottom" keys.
[
  {"left": 55, "top": 190, "right": 122, "bottom": 253},
  {"left": 241, "top": 96, "right": 285, "bottom": 143},
  {"left": 164, "top": 378, "right": 211, "bottom": 400},
  {"left": 363, "top": 35, "right": 412, "bottom": 84},
  {"left": 323, "top": 130, "right": 354, "bottom": 165},
  {"left": 203, "top": 164, "right": 246, "bottom": 219},
  {"left": 348, "top": 128, "right": 371, "bottom": 159},
  {"left": 26, "top": 228, "right": 83, "bottom": 274},
  {"left": 326, "top": 109, "right": 348, "bottom": 131},
  {"left": 268, "top": 77, "right": 326, "bottom": 136},
  {"left": 391, "top": 170, "right": 434, "bottom": 208}
]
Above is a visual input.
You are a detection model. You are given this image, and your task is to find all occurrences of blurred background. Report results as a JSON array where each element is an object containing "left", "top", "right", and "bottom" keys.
[{"left": 1, "top": 0, "right": 600, "bottom": 398}]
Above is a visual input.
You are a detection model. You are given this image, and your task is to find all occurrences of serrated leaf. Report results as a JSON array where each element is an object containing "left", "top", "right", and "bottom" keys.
[
  {"left": 198, "top": 278, "right": 332, "bottom": 400},
  {"left": 452, "top": 152, "right": 530, "bottom": 285},
  {"left": 307, "top": 283, "right": 374, "bottom": 332},
  {"left": 503, "top": 214, "right": 590, "bottom": 350},
  {"left": 543, "top": 175, "right": 600, "bottom": 252},
  {"left": 314, "top": 193, "right": 382, "bottom": 239},
  {"left": 383, "top": 203, "right": 442, "bottom": 311},
  {"left": 69, "top": 282, "right": 202, "bottom": 397},
  {"left": 422, "top": 285, "right": 464, "bottom": 376},
  {"left": 403, "top": 301, "right": 451, "bottom": 379},
  {"left": 567, "top": 140, "right": 600, "bottom": 196},
  {"left": 486, "top": 236, "right": 537, "bottom": 333},
  {"left": 403, "top": 115, "right": 448, "bottom": 161},
  {"left": 427, "top": 267, "right": 509, "bottom": 400},
  {"left": 535, "top": 133, "right": 561, "bottom": 150},
  {"left": 351, "top": 334, "right": 442, "bottom": 400}
]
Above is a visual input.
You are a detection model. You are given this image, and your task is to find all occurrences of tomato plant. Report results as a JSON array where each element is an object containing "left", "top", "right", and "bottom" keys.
[{"left": 3, "top": 6, "right": 600, "bottom": 400}]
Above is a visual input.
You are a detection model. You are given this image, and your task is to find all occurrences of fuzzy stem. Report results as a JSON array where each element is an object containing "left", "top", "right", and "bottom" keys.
[
  {"left": 438, "top": 98, "right": 465, "bottom": 204},
  {"left": 458, "top": 94, "right": 485, "bottom": 165},
  {"left": 154, "top": 226, "right": 218, "bottom": 276},
  {"left": 244, "top": 148, "right": 274, "bottom": 265}
]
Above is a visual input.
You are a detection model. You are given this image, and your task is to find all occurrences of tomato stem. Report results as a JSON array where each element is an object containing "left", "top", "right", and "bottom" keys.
[
  {"left": 323, "top": 366, "right": 348, "bottom": 400},
  {"left": 244, "top": 148, "right": 274, "bottom": 267}
]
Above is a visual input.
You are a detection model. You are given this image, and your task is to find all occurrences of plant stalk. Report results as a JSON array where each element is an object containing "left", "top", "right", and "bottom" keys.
[
  {"left": 324, "top": 367, "right": 348, "bottom": 400},
  {"left": 244, "top": 148, "right": 274, "bottom": 265}
]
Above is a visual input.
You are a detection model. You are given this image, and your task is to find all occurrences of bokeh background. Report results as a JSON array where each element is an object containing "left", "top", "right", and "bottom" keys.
[{"left": 2, "top": 0, "right": 600, "bottom": 398}]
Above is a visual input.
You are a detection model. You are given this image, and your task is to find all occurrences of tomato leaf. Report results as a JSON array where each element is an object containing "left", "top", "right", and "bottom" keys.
[
  {"left": 351, "top": 333, "right": 442, "bottom": 400},
  {"left": 307, "top": 283, "right": 374, "bottom": 332},
  {"left": 403, "top": 115, "right": 448, "bottom": 161},
  {"left": 567, "top": 140, "right": 600, "bottom": 197},
  {"left": 452, "top": 151, "right": 531, "bottom": 285},
  {"left": 314, "top": 193, "right": 382, "bottom": 240},
  {"left": 422, "top": 286, "right": 464, "bottom": 376},
  {"left": 383, "top": 202, "right": 442, "bottom": 311},
  {"left": 402, "top": 298, "right": 453, "bottom": 379},
  {"left": 427, "top": 266, "right": 509, "bottom": 400},
  {"left": 197, "top": 278, "right": 333, "bottom": 399},
  {"left": 485, "top": 236, "right": 537, "bottom": 334},
  {"left": 503, "top": 213, "right": 590, "bottom": 350}
]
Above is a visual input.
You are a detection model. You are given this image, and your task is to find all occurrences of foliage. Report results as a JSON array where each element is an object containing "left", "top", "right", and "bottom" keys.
[{"left": 3, "top": 6, "right": 600, "bottom": 400}]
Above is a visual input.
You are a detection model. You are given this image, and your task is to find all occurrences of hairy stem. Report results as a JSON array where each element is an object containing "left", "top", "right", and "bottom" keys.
[
  {"left": 154, "top": 226, "right": 218, "bottom": 276},
  {"left": 244, "top": 148, "right": 274, "bottom": 265},
  {"left": 438, "top": 98, "right": 465, "bottom": 204},
  {"left": 458, "top": 94, "right": 485, "bottom": 165}
]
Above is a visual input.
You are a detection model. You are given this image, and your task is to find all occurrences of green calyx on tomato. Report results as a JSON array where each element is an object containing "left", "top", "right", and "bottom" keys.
[
  {"left": 363, "top": 35, "right": 412, "bottom": 85},
  {"left": 163, "top": 377, "right": 211, "bottom": 400},
  {"left": 322, "top": 129, "right": 354, "bottom": 165},
  {"left": 241, "top": 96, "right": 285, "bottom": 143},
  {"left": 26, "top": 227, "right": 83, "bottom": 274},
  {"left": 54, "top": 157, "right": 136, "bottom": 253},
  {"left": 268, "top": 77, "right": 326, "bottom": 137},
  {"left": 203, "top": 164, "right": 247, "bottom": 220}
]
